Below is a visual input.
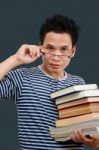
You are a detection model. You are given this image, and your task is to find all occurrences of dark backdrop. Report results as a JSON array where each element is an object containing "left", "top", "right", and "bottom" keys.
[{"left": 0, "top": 0, "right": 99, "bottom": 149}]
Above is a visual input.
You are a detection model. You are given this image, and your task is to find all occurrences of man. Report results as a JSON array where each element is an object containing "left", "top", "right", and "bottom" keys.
[{"left": 0, "top": 14, "right": 99, "bottom": 150}]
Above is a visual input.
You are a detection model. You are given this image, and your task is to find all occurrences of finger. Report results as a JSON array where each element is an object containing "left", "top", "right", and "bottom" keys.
[
  {"left": 30, "top": 45, "right": 41, "bottom": 58},
  {"left": 71, "top": 129, "right": 91, "bottom": 143},
  {"left": 35, "top": 46, "right": 42, "bottom": 57},
  {"left": 71, "top": 130, "right": 83, "bottom": 143},
  {"left": 73, "top": 130, "right": 99, "bottom": 148},
  {"left": 76, "top": 129, "right": 94, "bottom": 144},
  {"left": 18, "top": 45, "right": 31, "bottom": 57},
  {"left": 90, "top": 134, "right": 99, "bottom": 140},
  {"left": 73, "top": 130, "right": 84, "bottom": 142}
]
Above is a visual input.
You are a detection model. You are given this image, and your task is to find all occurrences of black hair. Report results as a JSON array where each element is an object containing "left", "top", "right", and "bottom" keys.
[{"left": 40, "top": 14, "right": 80, "bottom": 46}]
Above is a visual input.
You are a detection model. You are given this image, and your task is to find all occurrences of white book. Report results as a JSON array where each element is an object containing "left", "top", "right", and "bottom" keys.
[
  {"left": 50, "top": 126, "right": 99, "bottom": 141},
  {"left": 55, "top": 89, "right": 99, "bottom": 105},
  {"left": 50, "top": 117, "right": 99, "bottom": 138},
  {"left": 51, "top": 84, "right": 98, "bottom": 99}
]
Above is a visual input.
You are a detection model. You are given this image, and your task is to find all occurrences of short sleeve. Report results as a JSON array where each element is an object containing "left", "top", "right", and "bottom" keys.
[
  {"left": 0, "top": 68, "right": 23, "bottom": 101},
  {"left": 77, "top": 77, "right": 86, "bottom": 85}
]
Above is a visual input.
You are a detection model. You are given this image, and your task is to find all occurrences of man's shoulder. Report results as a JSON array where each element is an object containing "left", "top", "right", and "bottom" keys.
[{"left": 67, "top": 73, "right": 85, "bottom": 85}]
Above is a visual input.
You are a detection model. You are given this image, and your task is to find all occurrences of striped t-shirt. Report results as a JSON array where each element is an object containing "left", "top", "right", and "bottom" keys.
[{"left": 0, "top": 66, "right": 85, "bottom": 150}]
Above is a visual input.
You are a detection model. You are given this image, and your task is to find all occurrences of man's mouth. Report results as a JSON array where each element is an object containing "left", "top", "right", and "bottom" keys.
[{"left": 50, "top": 64, "right": 60, "bottom": 69}]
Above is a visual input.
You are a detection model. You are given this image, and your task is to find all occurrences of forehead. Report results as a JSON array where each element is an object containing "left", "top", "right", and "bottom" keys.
[{"left": 43, "top": 32, "right": 72, "bottom": 46}]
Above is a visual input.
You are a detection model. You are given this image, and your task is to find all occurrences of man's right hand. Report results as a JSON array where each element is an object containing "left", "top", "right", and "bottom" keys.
[
  {"left": 15, "top": 44, "right": 42, "bottom": 65},
  {"left": 0, "top": 44, "right": 42, "bottom": 80}
]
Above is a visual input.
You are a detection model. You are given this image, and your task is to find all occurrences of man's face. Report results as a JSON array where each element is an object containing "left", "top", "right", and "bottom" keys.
[{"left": 41, "top": 32, "right": 76, "bottom": 76}]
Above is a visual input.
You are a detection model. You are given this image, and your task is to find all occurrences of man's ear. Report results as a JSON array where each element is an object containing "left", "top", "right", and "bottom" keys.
[{"left": 71, "top": 45, "right": 76, "bottom": 58}]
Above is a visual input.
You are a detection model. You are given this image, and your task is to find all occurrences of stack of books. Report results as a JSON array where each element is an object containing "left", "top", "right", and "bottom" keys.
[{"left": 50, "top": 84, "right": 99, "bottom": 141}]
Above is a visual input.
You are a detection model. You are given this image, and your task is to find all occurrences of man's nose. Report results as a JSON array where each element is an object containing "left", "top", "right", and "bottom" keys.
[{"left": 51, "top": 54, "right": 61, "bottom": 60}]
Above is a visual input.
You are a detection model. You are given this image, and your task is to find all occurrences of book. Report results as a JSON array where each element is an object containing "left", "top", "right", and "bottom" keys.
[
  {"left": 56, "top": 112, "right": 99, "bottom": 127},
  {"left": 51, "top": 84, "right": 98, "bottom": 99},
  {"left": 50, "top": 117, "right": 99, "bottom": 137},
  {"left": 55, "top": 89, "right": 99, "bottom": 105},
  {"left": 50, "top": 126, "right": 99, "bottom": 141},
  {"left": 57, "top": 97, "right": 99, "bottom": 110},
  {"left": 59, "top": 102, "right": 99, "bottom": 118}
]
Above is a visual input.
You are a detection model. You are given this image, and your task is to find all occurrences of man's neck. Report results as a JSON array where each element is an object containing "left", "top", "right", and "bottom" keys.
[{"left": 40, "top": 65, "right": 65, "bottom": 79}]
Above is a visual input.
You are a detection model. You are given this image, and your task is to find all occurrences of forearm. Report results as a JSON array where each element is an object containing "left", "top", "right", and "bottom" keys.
[
  {"left": 0, "top": 55, "right": 21, "bottom": 80},
  {"left": 0, "top": 44, "right": 41, "bottom": 80}
]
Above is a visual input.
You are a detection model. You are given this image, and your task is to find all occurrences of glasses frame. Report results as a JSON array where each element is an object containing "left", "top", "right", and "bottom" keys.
[
  {"left": 41, "top": 50, "right": 70, "bottom": 58},
  {"left": 40, "top": 46, "right": 72, "bottom": 58}
]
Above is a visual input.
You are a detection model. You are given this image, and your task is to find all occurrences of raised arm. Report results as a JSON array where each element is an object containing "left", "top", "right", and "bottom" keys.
[{"left": 0, "top": 44, "right": 41, "bottom": 80}]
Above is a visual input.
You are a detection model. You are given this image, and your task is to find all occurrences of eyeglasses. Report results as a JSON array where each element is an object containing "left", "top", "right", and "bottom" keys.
[{"left": 40, "top": 45, "right": 72, "bottom": 58}]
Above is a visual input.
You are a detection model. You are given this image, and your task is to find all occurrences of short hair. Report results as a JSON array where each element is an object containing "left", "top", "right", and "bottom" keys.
[{"left": 40, "top": 14, "right": 80, "bottom": 46}]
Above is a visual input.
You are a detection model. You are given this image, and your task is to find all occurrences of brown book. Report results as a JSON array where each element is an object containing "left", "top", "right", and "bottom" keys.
[
  {"left": 59, "top": 102, "right": 99, "bottom": 118},
  {"left": 56, "top": 112, "right": 99, "bottom": 127},
  {"left": 58, "top": 97, "right": 99, "bottom": 110}
]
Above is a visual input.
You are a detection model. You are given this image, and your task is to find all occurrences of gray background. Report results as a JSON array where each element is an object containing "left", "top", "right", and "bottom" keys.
[{"left": 0, "top": 0, "right": 99, "bottom": 149}]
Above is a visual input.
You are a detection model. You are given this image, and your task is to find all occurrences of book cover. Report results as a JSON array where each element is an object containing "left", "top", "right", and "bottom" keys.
[{"left": 51, "top": 84, "right": 98, "bottom": 99}]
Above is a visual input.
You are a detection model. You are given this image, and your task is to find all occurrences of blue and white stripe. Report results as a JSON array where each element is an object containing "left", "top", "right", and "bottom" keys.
[{"left": 0, "top": 66, "right": 85, "bottom": 150}]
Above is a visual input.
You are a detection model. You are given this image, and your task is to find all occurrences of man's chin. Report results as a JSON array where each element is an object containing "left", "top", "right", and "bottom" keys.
[{"left": 49, "top": 68, "right": 62, "bottom": 73}]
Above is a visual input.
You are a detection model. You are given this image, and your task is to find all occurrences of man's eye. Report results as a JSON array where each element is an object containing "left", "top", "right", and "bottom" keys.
[
  {"left": 47, "top": 47, "right": 53, "bottom": 49},
  {"left": 61, "top": 48, "right": 68, "bottom": 52},
  {"left": 46, "top": 47, "right": 53, "bottom": 51}
]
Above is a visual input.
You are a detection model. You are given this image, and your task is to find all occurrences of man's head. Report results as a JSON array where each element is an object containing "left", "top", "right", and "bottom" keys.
[
  {"left": 40, "top": 14, "right": 80, "bottom": 46},
  {"left": 40, "top": 14, "right": 80, "bottom": 78}
]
